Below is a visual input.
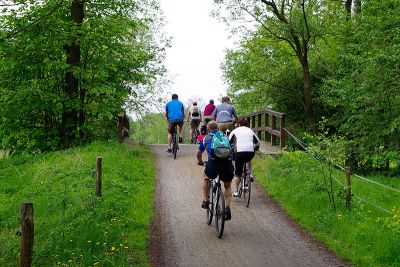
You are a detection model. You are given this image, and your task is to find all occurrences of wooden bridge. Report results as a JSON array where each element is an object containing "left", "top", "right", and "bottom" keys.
[{"left": 244, "top": 109, "right": 286, "bottom": 155}]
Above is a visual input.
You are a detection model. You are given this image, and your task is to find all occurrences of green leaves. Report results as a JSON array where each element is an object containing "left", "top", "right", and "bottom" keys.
[{"left": 0, "top": 0, "right": 167, "bottom": 153}]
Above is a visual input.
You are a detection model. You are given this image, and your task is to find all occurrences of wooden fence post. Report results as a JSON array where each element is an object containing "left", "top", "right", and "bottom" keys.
[
  {"left": 280, "top": 115, "right": 286, "bottom": 149},
  {"left": 271, "top": 115, "right": 277, "bottom": 146},
  {"left": 96, "top": 157, "right": 102, "bottom": 197},
  {"left": 265, "top": 113, "right": 270, "bottom": 142},
  {"left": 19, "top": 203, "right": 34, "bottom": 267},
  {"left": 345, "top": 166, "right": 351, "bottom": 209}
]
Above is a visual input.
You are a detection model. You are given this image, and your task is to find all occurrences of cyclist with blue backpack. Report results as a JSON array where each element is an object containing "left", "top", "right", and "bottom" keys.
[{"left": 197, "top": 120, "right": 234, "bottom": 220}]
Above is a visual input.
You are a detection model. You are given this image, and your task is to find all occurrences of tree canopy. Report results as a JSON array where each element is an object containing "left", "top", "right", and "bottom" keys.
[
  {"left": 214, "top": 0, "right": 400, "bottom": 174},
  {"left": 0, "top": 0, "right": 168, "bottom": 153}
]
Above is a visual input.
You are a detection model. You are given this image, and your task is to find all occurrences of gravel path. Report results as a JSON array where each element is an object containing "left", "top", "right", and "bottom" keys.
[{"left": 149, "top": 144, "right": 350, "bottom": 267}]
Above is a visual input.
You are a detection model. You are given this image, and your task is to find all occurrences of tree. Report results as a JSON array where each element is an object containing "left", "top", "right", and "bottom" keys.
[
  {"left": 214, "top": 0, "right": 342, "bottom": 134},
  {"left": 0, "top": 0, "right": 168, "bottom": 153}
]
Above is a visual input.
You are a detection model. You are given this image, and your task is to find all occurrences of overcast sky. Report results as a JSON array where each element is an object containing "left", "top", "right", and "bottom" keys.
[{"left": 159, "top": 0, "right": 233, "bottom": 107}]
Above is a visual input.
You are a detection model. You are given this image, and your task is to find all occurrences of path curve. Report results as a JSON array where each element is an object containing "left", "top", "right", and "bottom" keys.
[{"left": 149, "top": 144, "right": 349, "bottom": 267}]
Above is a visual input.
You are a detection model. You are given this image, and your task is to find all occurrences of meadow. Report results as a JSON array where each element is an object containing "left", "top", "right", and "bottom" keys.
[
  {"left": 253, "top": 151, "right": 400, "bottom": 267},
  {"left": 0, "top": 141, "right": 156, "bottom": 266}
]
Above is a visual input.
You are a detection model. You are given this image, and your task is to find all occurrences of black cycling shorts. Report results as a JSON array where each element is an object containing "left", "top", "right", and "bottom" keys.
[
  {"left": 190, "top": 119, "right": 201, "bottom": 127},
  {"left": 234, "top": 152, "right": 255, "bottom": 177},
  {"left": 204, "top": 159, "right": 234, "bottom": 182}
]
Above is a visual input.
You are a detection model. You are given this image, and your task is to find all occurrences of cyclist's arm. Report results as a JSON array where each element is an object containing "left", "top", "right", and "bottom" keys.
[
  {"left": 165, "top": 108, "right": 169, "bottom": 120},
  {"left": 197, "top": 150, "right": 204, "bottom": 165},
  {"left": 186, "top": 111, "right": 191, "bottom": 122},
  {"left": 211, "top": 107, "right": 217, "bottom": 120},
  {"left": 231, "top": 107, "right": 239, "bottom": 121},
  {"left": 253, "top": 132, "right": 261, "bottom": 150}
]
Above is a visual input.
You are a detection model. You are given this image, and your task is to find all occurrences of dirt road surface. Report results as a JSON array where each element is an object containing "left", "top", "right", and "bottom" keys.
[{"left": 149, "top": 144, "right": 349, "bottom": 267}]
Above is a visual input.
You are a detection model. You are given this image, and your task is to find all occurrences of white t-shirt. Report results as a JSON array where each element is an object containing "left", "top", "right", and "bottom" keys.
[
  {"left": 229, "top": 126, "right": 260, "bottom": 152},
  {"left": 189, "top": 106, "right": 202, "bottom": 120}
]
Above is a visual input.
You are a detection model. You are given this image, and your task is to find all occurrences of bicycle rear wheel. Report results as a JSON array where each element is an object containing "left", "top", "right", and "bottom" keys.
[
  {"left": 243, "top": 172, "right": 251, "bottom": 207},
  {"left": 206, "top": 180, "right": 213, "bottom": 225},
  {"left": 215, "top": 189, "right": 225, "bottom": 238},
  {"left": 172, "top": 133, "right": 178, "bottom": 159}
]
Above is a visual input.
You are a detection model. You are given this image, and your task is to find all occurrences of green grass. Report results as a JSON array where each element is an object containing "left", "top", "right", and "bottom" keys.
[
  {"left": 253, "top": 151, "right": 400, "bottom": 267},
  {"left": 0, "top": 141, "right": 156, "bottom": 266},
  {"left": 130, "top": 112, "right": 194, "bottom": 144}
]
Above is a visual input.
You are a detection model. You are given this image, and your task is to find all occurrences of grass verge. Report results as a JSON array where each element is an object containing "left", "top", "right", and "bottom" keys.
[
  {"left": 253, "top": 151, "right": 400, "bottom": 267},
  {"left": 0, "top": 141, "right": 156, "bottom": 266}
]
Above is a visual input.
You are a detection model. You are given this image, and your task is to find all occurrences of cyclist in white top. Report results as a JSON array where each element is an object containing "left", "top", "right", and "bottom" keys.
[
  {"left": 187, "top": 102, "right": 202, "bottom": 143},
  {"left": 228, "top": 117, "right": 260, "bottom": 197}
]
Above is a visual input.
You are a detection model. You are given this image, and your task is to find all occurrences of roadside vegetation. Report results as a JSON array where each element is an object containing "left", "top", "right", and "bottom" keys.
[
  {"left": 0, "top": 141, "right": 156, "bottom": 266},
  {"left": 253, "top": 152, "right": 400, "bottom": 267},
  {"left": 130, "top": 113, "right": 192, "bottom": 145}
]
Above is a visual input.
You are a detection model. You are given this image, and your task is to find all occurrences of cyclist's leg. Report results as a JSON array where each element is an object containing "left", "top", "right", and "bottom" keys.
[
  {"left": 245, "top": 152, "right": 256, "bottom": 179},
  {"left": 177, "top": 120, "right": 184, "bottom": 142},
  {"left": 220, "top": 160, "right": 234, "bottom": 209},
  {"left": 232, "top": 152, "right": 245, "bottom": 195},
  {"left": 223, "top": 181, "right": 232, "bottom": 208},
  {"left": 203, "top": 161, "right": 218, "bottom": 207},
  {"left": 190, "top": 120, "right": 195, "bottom": 140},
  {"left": 167, "top": 121, "right": 174, "bottom": 151},
  {"left": 202, "top": 173, "right": 209, "bottom": 207}
]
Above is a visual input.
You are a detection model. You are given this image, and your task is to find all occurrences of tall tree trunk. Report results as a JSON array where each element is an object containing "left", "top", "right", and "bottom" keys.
[
  {"left": 344, "top": 0, "right": 352, "bottom": 19},
  {"left": 301, "top": 57, "right": 318, "bottom": 135},
  {"left": 353, "top": 0, "right": 361, "bottom": 15},
  {"left": 61, "top": 0, "right": 84, "bottom": 147}
]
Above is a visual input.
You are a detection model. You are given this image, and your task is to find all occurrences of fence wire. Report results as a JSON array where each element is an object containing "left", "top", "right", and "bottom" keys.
[
  {"left": 283, "top": 128, "right": 398, "bottom": 215},
  {"left": 284, "top": 128, "right": 400, "bottom": 194}
]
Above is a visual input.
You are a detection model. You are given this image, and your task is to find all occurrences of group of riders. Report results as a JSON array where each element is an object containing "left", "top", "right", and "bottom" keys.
[{"left": 165, "top": 93, "right": 260, "bottom": 221}]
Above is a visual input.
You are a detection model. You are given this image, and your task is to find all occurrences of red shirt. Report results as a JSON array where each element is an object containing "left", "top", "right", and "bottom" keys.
[
  {"left": 203, "top": 104, "right": 216, "bottom": 116},
  {"left": 197, "top": 134, "right": 204, "bottom": 143}
]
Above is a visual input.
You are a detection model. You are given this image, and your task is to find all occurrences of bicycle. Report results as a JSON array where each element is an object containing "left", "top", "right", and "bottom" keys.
[
  {"left": 191, "top": 128, "right": 199, "bottom": 144},
  {"left": 236, "top": 162, "right": 251, "bottom": 207},
  {"left": 204, "top": 169, "right": 226, "bottom": 239},
  {"left": 171, "top": 126, "right": 179, "bottom": 159}
]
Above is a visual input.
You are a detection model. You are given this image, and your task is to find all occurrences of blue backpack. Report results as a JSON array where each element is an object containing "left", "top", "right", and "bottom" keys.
[{"left": 209, "top": 131, "right": 231, "bottom": 159}]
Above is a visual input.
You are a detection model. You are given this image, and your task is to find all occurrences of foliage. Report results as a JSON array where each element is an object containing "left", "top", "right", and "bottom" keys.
[
  {"left": 320, "top": 0, "right": 400, "bottom": 174},
  {"left": 253, "top": 152, "right": 400, "bottom": 266},
  {"left": 0, "top": 141, "right": 156, "bottom": 266},
  {"left": 0, "top": 0, "right": 168, "bottom": 153},
  {"left": 130, "top": 112, "right": 193, "bottom": 145},
  {"left": 214, "top": 0, "right": 400, "bottom": 174}
]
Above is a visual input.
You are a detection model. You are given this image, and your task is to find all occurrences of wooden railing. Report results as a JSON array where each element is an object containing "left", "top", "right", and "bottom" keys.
[{"left": 244, "top": 109, "right": 286, "bottom": 149}]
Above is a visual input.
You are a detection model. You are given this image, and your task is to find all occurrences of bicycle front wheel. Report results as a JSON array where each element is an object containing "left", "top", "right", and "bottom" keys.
[{"left": 215, "top": 189, "right": 225, "bottom": 238}]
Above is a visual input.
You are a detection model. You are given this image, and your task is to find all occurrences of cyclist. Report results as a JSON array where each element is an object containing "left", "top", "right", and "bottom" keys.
[
  {"left": 165, "top": 93, "right": 184, "bottom": 153},
  {"left": 211, "top": 96, "right": 238, "bottom": 133},
  {"left": 197, "top": 124, "right": 207, "bottom": 143},
  {"left": 228, "top": 117, "right": 260, "bottom": 197},
  {"left": 203, "top": 99, "right": 216, "bottom": 125},
  {"left": 197, "top": 120, "right": 234, "bottom": 220},
  {"left": 187, "top": 102, "right": 202, "bottom": 143}
]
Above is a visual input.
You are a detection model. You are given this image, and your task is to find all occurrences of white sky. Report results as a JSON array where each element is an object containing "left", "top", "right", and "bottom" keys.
[{"left": 160, "top": 0, "right": 233, "bottom": 107}]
